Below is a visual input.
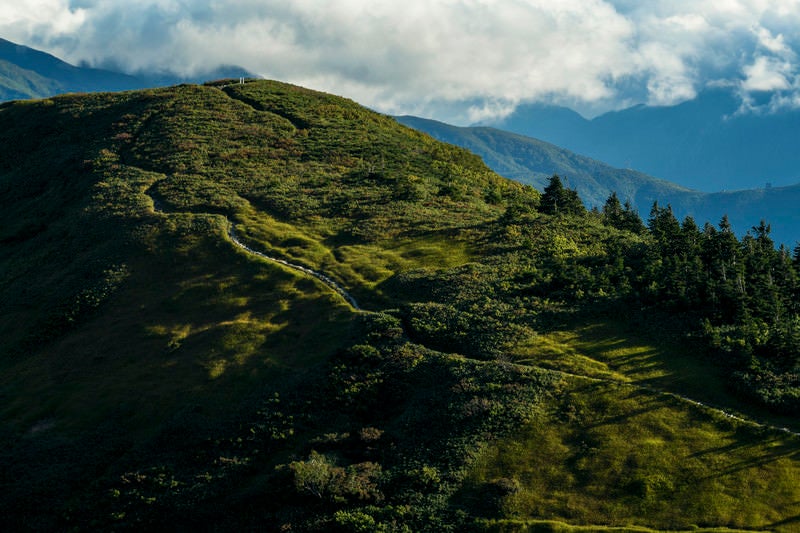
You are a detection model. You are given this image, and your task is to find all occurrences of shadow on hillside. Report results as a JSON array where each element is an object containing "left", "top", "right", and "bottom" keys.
[
  {"left": 547, "top": 305, "right": 800, "bottom": 435},
  {"left": 694, "top": 437, "right": 800, "bottom": 481}
]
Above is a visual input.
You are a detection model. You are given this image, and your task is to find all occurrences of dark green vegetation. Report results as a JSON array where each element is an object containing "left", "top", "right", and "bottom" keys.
[
  {"left": 1, "top": 80, "right": 799, "bottom": 531},
  {"left": 397, "top": 115, "right": 800, "bottom": 248}
]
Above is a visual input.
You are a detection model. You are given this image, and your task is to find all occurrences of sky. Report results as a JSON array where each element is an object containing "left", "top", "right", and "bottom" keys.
[{"left": 2, "top": 0, "right": 800, "bottom": 124}]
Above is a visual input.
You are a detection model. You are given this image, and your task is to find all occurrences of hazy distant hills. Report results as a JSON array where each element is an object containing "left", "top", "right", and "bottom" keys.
[
  {"left": 397, "top": 115, "right": 800, "bottom": 246},
  {"left": 0, "top": 37, "right": 251, "bottom": 101},
  {"left": 395, "top": 115, "right": 692, "bottom": 208},
  {"left": 480, "top": 88, "right": 800, "bottom": 192},
  {"left": 0, "top": 56, "right": 65, "bottom": 101}
]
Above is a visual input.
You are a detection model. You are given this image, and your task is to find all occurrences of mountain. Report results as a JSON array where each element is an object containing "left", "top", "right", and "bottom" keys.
[
  {"left": 397, "top": 115, "right": 800, "bottom": 246},
  {"left": 482, "top": 87, "right": 800, "bottom": 192},
  {"left": 0, "top": 58, "right": 64, "bottom": 101},
  {"left": 0, "top": 37, "right": 142, "bottom": 98},
  {"left": 395, "top": 115, "right": 693, "bottom": 207},
  {"left": 0, "top": 37, "right": 251, "bottom": 101},
  {"left": 2, "top": 80, "right": 799, "bottom": 531}
]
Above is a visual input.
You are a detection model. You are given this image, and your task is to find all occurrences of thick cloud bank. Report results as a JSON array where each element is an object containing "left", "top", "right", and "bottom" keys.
[{"left": 2, "top": 0, "right": 800, "bottom": 122}]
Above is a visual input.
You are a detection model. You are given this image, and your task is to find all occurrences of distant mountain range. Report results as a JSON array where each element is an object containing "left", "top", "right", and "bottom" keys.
[
  {"left": 0, "top": 37, "right": 252, "bottom": 101},
  {"left": 478, "top": 88, "right": 800, "bottom": 193},
  {"left": 396, "top": 115, "right": 800, "bottom": 247}
]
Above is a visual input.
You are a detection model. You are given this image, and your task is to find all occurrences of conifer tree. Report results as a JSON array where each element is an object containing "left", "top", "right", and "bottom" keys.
[
  {"left": 711, "top": 215, "right": 745, "bottom": 319},
  {"left": 602, "top": 192, "right": 623, "bottom": 227},
  {"left": 647, "top": 202, "right": 681, "bottom": 254},
  {"left": 621, "top": 200, "right": 646, "bottom": 234},
  {"left": 563, "top": 187, "right": 586, "bottom": 216},
  {"left": 540, "top": 175, "right": 566, "bottom": 215},
  {"left": 678, "top": 216, "right": 704, "bottom": 307},
  {"left": 602, "top": 192, "right": 645, "bottom": 233},
  {"left": 540, "top": 175, "right": 584, "bottom": 216}
]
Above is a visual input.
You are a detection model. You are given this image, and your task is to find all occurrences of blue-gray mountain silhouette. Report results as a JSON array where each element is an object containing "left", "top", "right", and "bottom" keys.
[
  {"left": 481, "top": 88, "right": 800, "bottom": 192},
  {"left": 0, "top": 37, "right": 252, "bottom": 101},
  {"left": 397, "top": 115, "right": 800, "bottom": 247}
]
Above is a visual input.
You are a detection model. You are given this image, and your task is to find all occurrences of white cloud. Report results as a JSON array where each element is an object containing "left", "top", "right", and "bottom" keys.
[
  {"left": 742, "top": 56, "right": 792, "bottom": 91},
  {"left": 754, "top": 26, "right": 793, "bottom": 56},
  {"left": 3, "top": 0, "right": 800, "bottom": 121},
  {"left": 0, "top": 0, "right": 85, "bottom": 37},
  {"left": 467, "top": 99, "right": 519, "bottom": 124}
]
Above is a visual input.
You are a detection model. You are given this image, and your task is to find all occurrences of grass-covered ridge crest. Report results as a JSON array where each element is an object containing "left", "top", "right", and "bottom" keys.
[{"left": 0, "top": 79, "right": 798, "bottom": 531}]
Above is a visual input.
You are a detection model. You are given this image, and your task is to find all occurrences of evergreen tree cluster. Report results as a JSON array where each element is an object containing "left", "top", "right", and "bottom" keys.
[
  {"left": 638, "top": 204, "right": 800, "bottom": 412},
  {"left": 602, "top": 192, "right": 646, "bottom": 234},
  {"left": 534, "top": 176, "right": 800, "bottom": 413}
]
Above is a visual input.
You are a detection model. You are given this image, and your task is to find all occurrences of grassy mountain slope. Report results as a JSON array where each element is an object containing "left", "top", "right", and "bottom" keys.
[
  {"left": 0, "top": 79, "right": 514, "bottom": 428},
  {"left": 0, "top": 37, "right": 141, "bottom": 99},
  {"left": 1, "top": 80, "right": 799, "bottom": 531},
  {"left": 681, "top": 184, "right": 800, "bottom": 245},
  {"left": 0, "top": 58, "right": 64, "bottom": 100},
  {"left": 397, "top": 115, "right": 800, "bottom": 245}
]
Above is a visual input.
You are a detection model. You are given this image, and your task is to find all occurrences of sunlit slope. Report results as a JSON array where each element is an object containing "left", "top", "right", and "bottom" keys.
[
  {"left": 0, "top": 79, "right": 523, "bottom": 434},
  {"left": 0, "top": 80, "right": 798, "bottom": 531},
  {"left": 469, "top": 323, "right": 800, "bottom": 531},
  {"left": 470, "top": 377, "right": 800, "bottom": 531}
]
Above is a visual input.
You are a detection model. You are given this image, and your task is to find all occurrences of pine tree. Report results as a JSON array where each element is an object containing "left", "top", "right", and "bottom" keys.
[
  {"left": 602, "top": 192, "right": 623, "bottom": 227},
  {"left": 540, "top": 175, "right": 584, "bottom": 216},
  {"left": 647, "top": 202, "right": 681, "bottom": 254},
  {"left": 621, "top": 200, "right": 646, "bottom": 234},
  {"left": 712, "top": 215, "right": 745, "bottom": 320},
  {"left": 563, "top": 187, "right": 586, "bottom": 216},
  {"left": 540, "top": 175, "right": 565, "bottom": 215},
  {"left": 677, "top": 216, "right": 703, "bottom": 307}
]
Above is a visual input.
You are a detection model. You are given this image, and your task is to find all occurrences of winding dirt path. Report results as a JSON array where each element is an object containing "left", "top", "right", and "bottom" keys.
[
  {"left": 145, "top": 182, "right": 360, "bottom": 310},
  {"left": 227, "top": 225, "right": 361, "bottom": 310},
  {"left": 145, "top": 178, "right": 798, "bottom": 440}
]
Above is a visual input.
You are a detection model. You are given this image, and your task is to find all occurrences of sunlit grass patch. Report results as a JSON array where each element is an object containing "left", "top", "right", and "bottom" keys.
[
  {"left": 565, "top": 322, "right": 691, "bottom": 385},
  {"left": 333, "top": 235, "right": 475, "bottom": 289},
  {"left": 477, "top": 518, "right": 756, "bottom": 532},
  {"left": 550, "top": 319, "right": 800, "bottom": 433},
  {"left": 462, "top": 379, "right": 800, "bottom": 531},
  {"left": 511, "top": 332, "right": 621, "bottom": 381}
]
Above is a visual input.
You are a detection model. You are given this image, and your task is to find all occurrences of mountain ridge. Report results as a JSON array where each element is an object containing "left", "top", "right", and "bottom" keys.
[
  {"left": 398, "top": 114, "right": 800, "bottom": 246},
  {"left": 0, "top": 37, "right": 252, "bottom": 101},
  {"left": 482, "top": 87, "right": 800, "bottom": 192},
  {"left": 2, "top": 80, "right": 799, "bottom": 531}
]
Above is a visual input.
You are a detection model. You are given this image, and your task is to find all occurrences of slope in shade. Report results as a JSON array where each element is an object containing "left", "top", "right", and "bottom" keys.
[{"left": 0, "top": 80, "right": 798, "bottom": 532}]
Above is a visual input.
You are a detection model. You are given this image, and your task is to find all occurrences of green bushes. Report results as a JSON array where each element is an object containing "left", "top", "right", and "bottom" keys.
[
  {"left": 3, "top": 80, "right": 800, "bottom": 531},
  {"left": 289, "top": 451, "right": 383, "bottom": 503}
]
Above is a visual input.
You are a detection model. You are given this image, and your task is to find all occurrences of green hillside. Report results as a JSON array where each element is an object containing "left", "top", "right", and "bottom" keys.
[
  {"left": 0, "top": 58, "right": 64, "bottom": 100},
  {"left": 1, "top": 80, "right": 799, "bottom": 531}
]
